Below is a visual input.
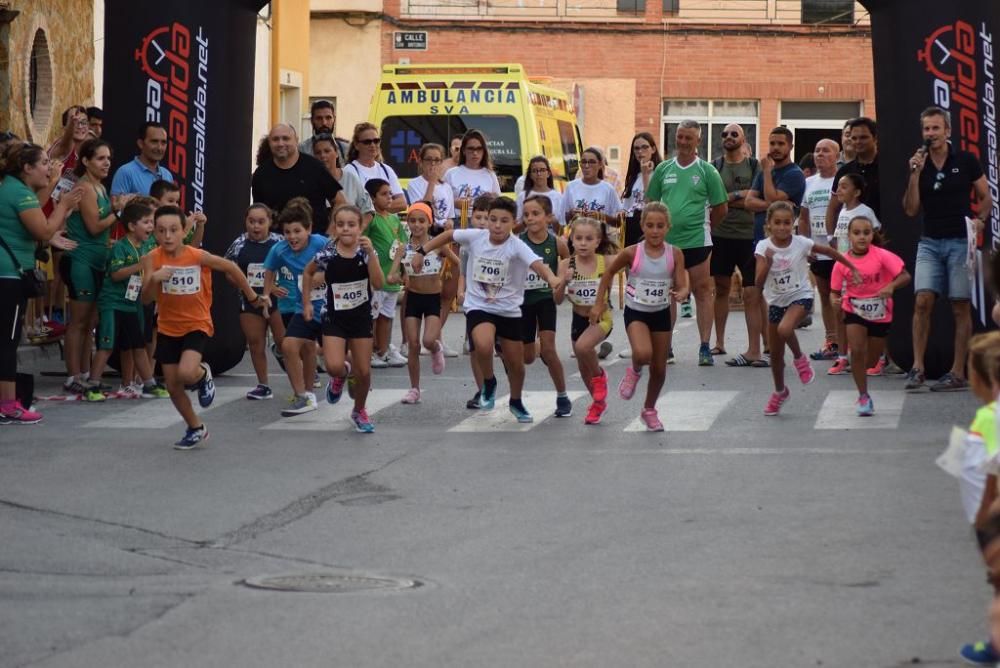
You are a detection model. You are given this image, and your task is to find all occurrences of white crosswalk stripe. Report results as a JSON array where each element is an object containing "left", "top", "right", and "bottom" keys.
[
  {"left": 624, "top": 390, "right": 740, "bottom": 432},
  {"left": 82, "top": 387, "right": 246, "bottom": 429},
  {"left": 261, "top": 389, "right": 407, "bottom": 431},
  {"left": 813, "top": 390, "right": 905, "bottom": 430},
  {"left": 449, "top": 390, "right": 587, "bottom": 432}
]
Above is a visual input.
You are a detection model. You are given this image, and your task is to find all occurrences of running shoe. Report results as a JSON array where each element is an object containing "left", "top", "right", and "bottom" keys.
[
  {"left": 584, "top": 400, "right": 607, "bottom": 425},
  {"left": 117, "top": 384, "right": 143, "bottom": 400},
  {"left": 810, "top": 341, "right": 839, "bottom": 361},
  {"left": 370, "top": 352, "right": 389, "bottom": 369},
  {"left": 509, "top": 399, "right": 533, "bottom": 423},
  {"left": 385, "top": 344, "right": 408, "bottom": 367},
  {"left": 401, "top": 387, "right": 421, "bottom": 404},
  {"left": 698, "top": 343, "right": 714, "bottom": 367},
  {"left": 0, "top": 401, "right": 42, "bottom": 424},
  {"left": 827, "top": 358, "right": 850, "bottom": 375},
  {"left": 84, "top": 385, "right": 107, "bottom": 402},
  {"left": 796, "top": 315, "right": 813, "bottom": 329},
  {"left": 351, "top": 408, "right": 375, "bottom": 433},
  {"left": 866, "top": 356, "right": 887, "bottom": 377},
  {"left": 466, "top": 391, "right": 481, "bottom": 410},
  {"left": 763, "top": 387, "right": 790, "bottom": 416},
  {"left": 270, "top": 342, "right": 286, "bottom": 372},
  {"left": 439, "top": 340, "right": 459, "bottom": 358},
  {"left": 591, "top": 369, "right": 609, "bottom": 403},
  {"left": 618, "top": 365, "right": 641, "bottom": 400},
  {"left": 142, "top": 382, "right": 169, "bottom": 399},
  {"left": 554, "top": 395, "right": 573, "bottom": 418},
  {"left": 247, "top": 384, "right": 273, "bottom": 400},
  {"left": 313, "top": 374, "right": 322, "bottom": 389},
  {"left": 618, "top": 347, "right": 632, "bottom": 359},
  {"left": 431, "top": 344, "right": 446, "bottom": 375},
  {"left": 173, "top": 425, "right": 208, "bottom": 450},
  {"left": 959, "top": 640, "right": 1000, "bottom": 665},
  {"left": 930, "top": 373, "right": 969, "bottom": 392},
  {"left": 883, "top": 359, "right": 906, "bottom": 375},
  {"left": 793, "top": 355, "right": 815, "bottom": 385},
  {"left": 197, "top": 363, "right": 215, "bottom": 408},
  {"left": 326, "top": 376, "right": 345, "bottom": 404},
  {"left": 680, "top": 299, "right": 693, "bottom": 318},
  {"left": 598, "top": 341, "right": 613, "bottom": 360},
  {"left": 668, "top": 348, "right": 675, "bottom": 365},
  {"left": 281, "top": 393, "right": 317, "bottom": 417},
  {"left": 640, "top": 408, "right": 664, "bottom": 432},
  {"left": 480, "top": 379, "right": 497, "bottom": 410},
  {"left": 903, "top": 368, "right": 926, "bottom": 391},
  {"left": 856, "top": 393, "right": 874, "bottom": 416},
  {"left": 64, "top": 380, "right": 88, "bottom": 396}
]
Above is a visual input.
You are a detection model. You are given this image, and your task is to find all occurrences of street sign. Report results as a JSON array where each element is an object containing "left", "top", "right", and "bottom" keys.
[{"left": 393, "top": 31, "right": 428, "bottom": 50}]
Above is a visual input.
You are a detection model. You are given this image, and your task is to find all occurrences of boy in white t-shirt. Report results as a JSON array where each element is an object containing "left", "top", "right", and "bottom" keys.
[{"left": 410, "top": 197, "right": 562, "bottom": 423}]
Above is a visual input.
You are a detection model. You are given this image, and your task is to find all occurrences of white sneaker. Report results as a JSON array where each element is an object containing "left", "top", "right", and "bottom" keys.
[
  {"left": 438, "top": 340, "right": 459, "bottom": 358},
  {"left": 371, "top": 352, "right": 389, "bottom": 369},
  {"left": 118, "top": 384, "right": 142, "bottom": 399},
  {"left": 619, "top": 347, "right": 632, "bottom": 359},
  {"left": 385, "top": 344, "right": 408, "bottom": 367}
]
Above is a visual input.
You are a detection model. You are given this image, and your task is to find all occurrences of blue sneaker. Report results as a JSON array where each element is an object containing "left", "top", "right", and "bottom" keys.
[
  {"left": 509, "top": 399, "right": 533, "bottom": 423},
  {"left": 351, "top": 408, "right": 375, "bottom": 433},
  {"left": 856, "top": 393, "right": 874, "bottom": 416},
  {"left": 326, "top": 376, "right": 345, "bottom": 404},
  {"left": 554, "top": 395, "right": 573, "bottom": 418},
  {"left": 197, "top": 363, "right": 215, "bottom": 408},
  {"left": 698, "top": 343, "right": 714, "bottom": 367},
  {"left": 173, "top": 425, "right": 208, "bottom": 450},
  {"left": 480, "top": 380, "right": 497, "bottom": 410},
  {"left": 959, "top": 640, "right": 999, "bottom": 665}
]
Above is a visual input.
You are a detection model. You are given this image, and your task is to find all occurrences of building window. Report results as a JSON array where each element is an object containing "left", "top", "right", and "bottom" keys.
[
  {"left": 27, "top": 28, "right": 53, "bottom": 140},
  {"left": 616, "top": 0, "right": 644, "bottom": 15},
  {"left": 779, "top": 100, "right": 863, "bottom": 160},
  {"left": 802, "top": 0, "right": 854, "bottom": 25},
  {"left": 661, "top": 100, "right": 759, "bottom": 161}
]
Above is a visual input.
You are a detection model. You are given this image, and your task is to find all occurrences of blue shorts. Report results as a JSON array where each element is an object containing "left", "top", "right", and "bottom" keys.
[
  {"left": 914, "top": 237, "right": 971, "bottom": 300},
  {"left": 768, "top": 298, "right": 813, "bottom": 324}
]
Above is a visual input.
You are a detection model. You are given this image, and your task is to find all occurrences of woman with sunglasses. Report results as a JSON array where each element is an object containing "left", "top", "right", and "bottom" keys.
[
  {"left": 0, "top": 142, "right": 83, "bottom": 423},
  {"left": 621, "top": 133, "right": 662, "bottom": 248},
  {"left": 345, "top": 122, "right": 406, "bottom": 214},
  {"left": 444, "top": 129, "right": 501, "bottom": 218},
  {"left": 516, "top": 155, "right": 564, "bottom": 233},
  {"left": 312, "top": 133, "right": 373, "bottom": 222}
]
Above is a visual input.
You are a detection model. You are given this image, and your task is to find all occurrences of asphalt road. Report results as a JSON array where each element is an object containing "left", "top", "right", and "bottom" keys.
[{"left": 0, "top": 307, "right": 984, "bottom": 668}]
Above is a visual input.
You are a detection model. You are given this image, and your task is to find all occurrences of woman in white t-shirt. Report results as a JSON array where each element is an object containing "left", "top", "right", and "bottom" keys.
[
  {"left": 755, "top": 201, "right": 858, "bottom": 417},
  {"left": 563, "top": 147, "right": 622, "bottom": 230},
  {"left": 620, "top": 133, "right": 662, "bottom": 247},
  {"left": 516, "top": 155, "right": 564, "bottom": 233},
  {"left": 444, "top": 129, "right": 501, "bottom": 219},
  {"left": 345, "top": 122, "right": 406, "bottom": 213},
  {"left": 311, "top": 133, "right": 373, "bottom": 222}
]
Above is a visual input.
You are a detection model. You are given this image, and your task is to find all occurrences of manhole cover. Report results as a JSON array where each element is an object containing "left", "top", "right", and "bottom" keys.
[{"left": 242, "top": 573, "right": 421, "bottom": 593}]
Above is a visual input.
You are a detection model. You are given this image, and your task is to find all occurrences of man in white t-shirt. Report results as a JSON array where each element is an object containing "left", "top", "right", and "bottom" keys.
[{"left": 798, "top": 138, "right": 840, "bottom": 360}]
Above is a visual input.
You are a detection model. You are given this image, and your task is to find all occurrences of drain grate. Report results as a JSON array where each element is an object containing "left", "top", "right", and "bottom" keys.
[{"left": 242, "top": 573, "right": 421, "bottom": 593}]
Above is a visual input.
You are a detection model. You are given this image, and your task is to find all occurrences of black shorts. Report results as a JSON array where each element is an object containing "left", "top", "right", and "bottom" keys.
[
  {"left": 156, "top": 330, "right": 209, "bottom": 365},
  {"left": 240, "top": 294, "right": 278, "bottom": 318},
  {"left": 681, "top": 245, "right": 712, "bottom": 269},
  {"left": 466, "top": 309, "right": 522, "bottom": 343},
  {"left": 810, "top": 259, "right": 835, "bottom": 281},
  {"left": 624, "top": 212, "right": 644, "bottom": 248},
  {"left": 404, "top": 291, "right": 442, "bottom": 320},
  {"left": 143, "top": 303, "right": 157, "bottom": 344},
  {"left": 285, "top": 313, "right": 322, "bottom": 343},
  {"left": 97, "top": 309, "right": 144, "bottom": 352},
  {"left": 520, "top": 298, "right": 557, "bottom": 343},
  {"left": 710, "top": 236, "right": 755, "bottom": 287},
  {"left": 322, "top": 313, "right": 373, "bottom": 340},
  {"left": 844, "top": 312, "right": 891, "bottom": 338},
  {"left": 624, "top": 306, "right": 672, "bottom": 332}
]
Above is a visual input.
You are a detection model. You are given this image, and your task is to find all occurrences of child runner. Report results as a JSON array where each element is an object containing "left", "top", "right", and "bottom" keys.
[
  {"left": 224, "top": 203, "right": 284, "bottom": 400},
  {"left": 830, "top": 216, "right": 910, "bottom": 415},
  {"left": 303, "top": 205, "right": 385, "bottom": 433},
  {"left": 557, "top": 216, "right": 621, "bottom": 424},
  {"left": 827, "top": 173, "right": 880, "bottom": 375},
  {"left": 956, "top": 332, "right": 1000, "bottom": 665},
  {"left": 411, "top": 196, "right": 561, "bottom": 423},
  {"left": 519, "top": 195, "right": 572, "bottom": 417},
  {"left": 85, "top": 198, "right": 168, "bottom": 401},
  {"left": 364, "top": 177, "right": 409, "bottom": 368},
  {"left": 756, "top": 201, "right": 859, "bottom": 416},
  {"left": 592, "top": 203, "right": 688, "bottom": 430},
  {"left": 516, "top": 156, "right": 565, "bottom": 234},
  {"left": 261, "top": 199, "right": 329, "bottom": 417},
  {"left": 141, "top": 205, "right": 263, "bottom": 449},
  {"left": 457, "top": 194, "right": 494, "bottom": 409},
  {"left": 390, "top": 202, "right": 460, "bottom": 404},
  {"left": 150, "top": 179, "right": 208, "bottom": 248}
]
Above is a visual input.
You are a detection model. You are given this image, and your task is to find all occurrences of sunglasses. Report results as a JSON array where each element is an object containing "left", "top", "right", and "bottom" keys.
[
  {"left": 721, "top": 131, "right": 740, "bottom": 138},
  {"left": 358, "top": 137, "right": 380, "bottom": 145}
]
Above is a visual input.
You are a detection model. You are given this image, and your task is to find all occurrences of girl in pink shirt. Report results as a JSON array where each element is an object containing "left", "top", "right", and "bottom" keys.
[{"left": 831, "top": 216, "right": 911, "bottom": 416}]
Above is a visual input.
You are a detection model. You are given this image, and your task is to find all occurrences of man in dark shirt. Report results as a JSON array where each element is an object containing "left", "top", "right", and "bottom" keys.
[
  {"left": 826, "top": 117, "right": 880, "bottom": 226},
  {"left": 252, "top": 124, "right": 345, "bottom": 232},
  {"left": 902, "top": 106, "right": 992, "bottom": 392}
]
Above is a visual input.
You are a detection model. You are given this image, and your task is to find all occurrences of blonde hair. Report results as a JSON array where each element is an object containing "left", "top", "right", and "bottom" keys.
[
  {"left": 640, "top": 201, "right": 671, "bottom": 230},
  {"left": 569, "top": 216, "right": 616, "bottom": 255}
]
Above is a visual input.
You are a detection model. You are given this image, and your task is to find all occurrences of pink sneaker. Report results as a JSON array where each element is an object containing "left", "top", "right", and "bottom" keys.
[
  {"left": 431, "top": 343, "right": 446, "bottom": 375},
  {"left": 1, "top": 401, "right": 42, "bottom": 424},
  {"left": 618, "top": 366, "right": 641, "bottom": 400},
  {"left": 763, "top": 387, "right": 790, "bottom": 416},
  {"left": 640, "top": 408, "right": 664, "bottom": 432},
  {"left": 401, "top": 387, "right": 421, "bottom": 404},
  {"left": 793, "top": 355, "right": 815, "bottom": 385}
]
